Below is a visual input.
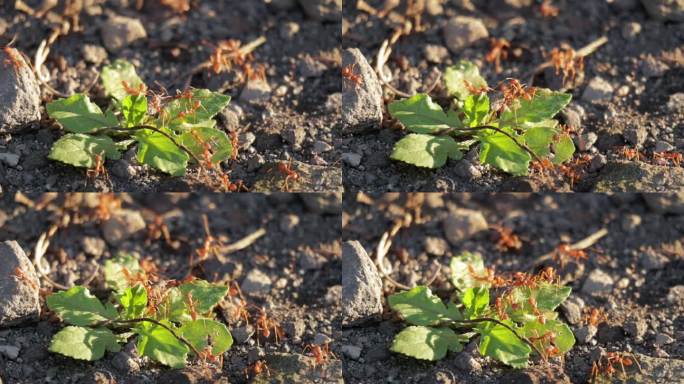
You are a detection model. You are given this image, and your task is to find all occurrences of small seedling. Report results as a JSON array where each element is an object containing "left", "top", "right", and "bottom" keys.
[
  {"left": 387, "top": 61, "right": 576, "bottom": 175},
  {"left": 46, "top": 254, "right": 233, "bottom": 368},
  {"left": 46, "top": 59, "right": 233, "bottom": 179},
  {"left": 388, "top": 252, "right": 575, "bottom": 367}
]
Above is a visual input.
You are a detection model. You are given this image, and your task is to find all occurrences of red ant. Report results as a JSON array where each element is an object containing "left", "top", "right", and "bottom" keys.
[
  {"left": 219, "top": 173, "right": 247, "bottom": 192},
  {"left": 552, "top": 243, "right": 588, "bottom": 268},
  {"left": 13, "top": 267, "right": 37, "bottom": 290},
  {"left": 185, "top": 292, "right": 198, "bottom": 321},
  {"left": 467, "top": 265, "right": 507, "bottom": 288},
  {"left": 620, "top": 146, "right": 643, "bottom": 162},
  {"left": 490, "top": 225, "right": 522, "bottom": 253},
  {"left": 511, "top": 272, "right": 538, "bottom": 289},
  {"left": 244, "top": 63, "right": 266, "bottom": 81},
  {"left": 590, "top": 351, "right": 640, "bottom": 383},
  {"left": 244, "top": 360, "right": 270, "bottom": 379},
  {"left": 653, "top": 151, "right": 683, "bottom": 167},
  {"left": 549, "top": 47, "right": 584, "bottom": 86},
  {"left": 527, "top": 297, "right": 546, "bottom": 324},
  {"left": 485, "top": 38, "right": 510, "bottom": 74},
  {"left": 583, "top": 307, "right": 607, "bottom": 327},
  {"left": 277, "top": 159, "right": 300, "bottom": 192},
  {"left": 303, "top": 342, "right": 336, "bottom": 368},
  {"left": 537, "top": 266, "right": 558, "bottom": 284},
  {"left": 229, "top": 131, "right": 239, "bottom": 161},
  {"left": 463, "top": 79, "right": 493, "bottom": 96},
  {"left": 178, "top": 99, "right": 202, "bottom": 120},
  {"left": 3, "top": 47, "right": 25, "bottom": 73},
  {"left": 227, "top": 282, "right": 250, "bottom": 324},
  {"left": 121, "top": 80, "right": 146, "bottom": 96},
  {"left": 342, "top": 64, "right": 362, "bottom": 87},
  {"left": 495, "top": 296, "right": 509, "bottom": 320},
  {"left": 86, "top": 152, "right": 108, "bottom": 181},
  {"left": 255, "top": 307, "right": 284, "bottom": 344},
  {"left": 190, "top": 130, "right": 214, "bottom": 170}
]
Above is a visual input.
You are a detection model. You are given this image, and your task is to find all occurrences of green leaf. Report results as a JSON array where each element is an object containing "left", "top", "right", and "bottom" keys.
[
  {"left": 46, "top": 95, "right": 119, "bottom": 134},
  {"left": 119, "top": 284, "right": 148, "bottom": 319},
  {"left": 391, "top": 134, "right": 463, "bottom": 168},
  {"left": 136, "top": 320, "right": 189, "bottom": 368},
  {"left": 500, "top": 89, "right": 572, "bottom": 126},
  {"left": 450, "top": 252, "right": 486, "bottom": 291},
  {"left": 180, "top": 319, "right": 233, "bottom": 356},
  {"left": 463, "top": 94, "right": 490, "bottom": 127},
  {"left": 46, "top": 286, "right": 117, "bottom": 326},
  {"left": 388, "top": 286, "right": 461, "bottom": 326},
  {"left": 507, "top": 284, "right": 571, "bottom": 323},
  {"left": 48, "top": 134, "right": 121, "bottom": 168},
  {"left": 461, "top": 287, "right": 489, "bottom": 319},
  {"left": 479, "top": 130, "right": 531, "bottom": 176},
  {"left": 157, "top": 287, "right": 191, "bottom": 323},
  {"left": 179, "top": 280, "right": 229, "bottom": 314},
  {"left": 122, "top": 95, "right": 148, "bottom": 128},
  {"left": 179, "top": 127, "right": 233, "bottom": 165},
  {"left": 103, "top": 254, "right": 143, "bottom": 293},
  {"left": 388, "top": 94, "right": 463, "bottom": 134},
  {"left": 49, "top": 326, "right": 121, "bottom": 361},
  {"left": 523, "top": 126, "right": 557, "bottom": 158},
  {"left": 478, "top": 320, "right": 531, "bottom": 368},
  {"left": 391, "top": 326, "right": 462, "bottom": 361},
  {"left": 101, "top": 59, "right": 146, "bottom": 102},
  {"left": 444, "top": 61, "right": 488, "bottom": 101},
  {"left": 532, "top": 284, "right": 572, "bottom": 311},
  {"left": 135, "top": 129, "right": 189, "bottom": 176},
  {"left": 552, "top": 133, "right": 575, "bottom": 165},
  {"left": 522, "top": 319, "right": 575, "bottom": 356},
  {"left": 161, "top": 89, "right": 230, "bottom": 129}
]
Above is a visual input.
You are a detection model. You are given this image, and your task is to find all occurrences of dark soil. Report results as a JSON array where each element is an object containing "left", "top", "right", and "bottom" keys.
[
  {"left": 0, "top": 192, "right": 343, "bottom": 383},
  {"left": 342, "top": 192, "right": 684, "bottom": 383},
  {"left": 341, "top": 0, "right": 684, "bottom": 192},
  {"left": 0, "top": 1, "right": 341, "bottom": 192}
]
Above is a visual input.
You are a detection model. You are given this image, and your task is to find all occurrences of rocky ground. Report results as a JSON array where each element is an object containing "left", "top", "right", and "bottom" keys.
[
  {"left": 0, "top": 0, "right": 342, "bottom": 192},
  {"left": 341, "top": 0, "right": 684, "bottom": 192},
  {"left": 0, "top": 192, "right": 343, "bottom": 383},
  {"left": 341, "top": 192, "right": 684, "bottom": 383}
]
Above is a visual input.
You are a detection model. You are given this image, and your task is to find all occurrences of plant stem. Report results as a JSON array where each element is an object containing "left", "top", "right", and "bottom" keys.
[
  {"left": 98, "top": 317, "right": 203, "bottom": 357},
  {"left": 441, "top": 317, "right": 543, "bottom": 357},
  {"left": 89, "top": 125, "right": 201, "bottom": 164},
  {"left": 435, "top": 125, "right": 542, "bottom": 164}
]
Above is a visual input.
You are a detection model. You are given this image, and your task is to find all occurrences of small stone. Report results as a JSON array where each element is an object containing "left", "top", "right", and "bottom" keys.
[
  {"left": 299, "top": 248, "right": 326, "bottom": 270},
  {"left": 582, "top": 77, "right": 614, "bottom": 103},
  {"left": 111, "top": 351, "right": 139, "bottom": 373},
  {"left": 239, "top": 132, "right": 256, "bottom": 150},
  {"left": 0, "top": 153, "right": 19, "bottom": 167},
  {"left": 100, "top": 15, "right": 147, "bottom": 53},
  {"left": 284, "top": 319, "right": 306, "bottom": 341},
  {"left": 111, "top": 160, "right": 138, "bottom": 179},
  {"left": 342, "top": 48, "right": 383, "bottom": 132},
  {"left": 0, "top": 345, "right": 20, "bottom": 360},
  {"left": 282, "top": 127, "right": 306, "bottom": 150},
  {"left": 81, "top": 44, "right": 108, "bottom": 64},
  {"left": 298, "top": 55, "right": 327, "bottom": 78},
  {"left": 562, "top": 107, "right": 582, "bottom": 131},
  {"left": 101, "top": 210, "right": 146, "bottom": 246},
  {"left": 0, "top": 241, "right": 41, "bottom": 327},
  {"left": 654, "top": 140, "right": 674, "bottom": 153},
  {"left": 443, "top": 16, "right": 488, "bottom": 53},
  {"left": 621, "top": 214, "right": 642, "bottom": 231},
  {"left": 589, "top": 154, "right": 607, "bottom": 172},
  {"left": 300, "top": 193, "right": 341, "bottom": 214},
  {"left": 241, "top": 269, "right": 272, "bottom": 295},
  {"left": 341, "top": 345, "right": 362, "bottom": 360},
  {"left": 240, "top": 80, "right": 271, "bottom": 103},
  {"left": 423, "top": 237, "right": 449, "bottom": 256},
  {"left": 621, "top": 22, "right": 642, "bottom": 40},
  {"left": 640, "top": 56, "right": 669, "bottom": 78},
  {"left": 0, "top": 48, "right": 41, "bottom": 133},
  {"left": 640, "top": 249, "right": 669, "bottom": 270},
  {"left": 424, "top": 44, "right": 449, "bottom": 64},
  {"left": 342, "top": 241, "right": 383, "bottom": 326},
  {"left": 666, "top": 93, "right": 684, "bottom": 113},
  {"left": 81, "top": 237, "right": 106, "bottom": 258},
  {"left": 582, "top": 269, "right": 614, "bottom": 295},
  {"left": 312, "top": 140, "right": 333, "bottom": 154},
  {"left": 247, "top": 154, "right": 265, "bottom": 172},
  {"left": 454, "top": 353, "right": 482, "bottom": 372},
  {"left": 625, "top": 319, "right": 648, "bottom": 340},
  {"left": 279, "top": 214, "right": 300, "bottom": 233},
  {"left": 443, "top": 207, "right": 488, "bottom": 245},
  {"left": 232, "top": 325, "right": 255, "bottom": 344},
  {"left": 641, "top": 0, "right": 684, "bottom": 22},
  {"left": 313, "top": 333, "right": 332, "bottom": 345},
  {"left": 342, "top": 152, "right": 362, "bottom": 167},
  {"left": 454, "top": 161, "right": 482, "bottom": 179},
  {"left": 575, "top": 132, "right": 598, "bottom": 152},
  {"left": 575, "top": 325, "right": 598, "bottom": 344},
  {"left": 561, "top": 300, "right": 582, "bottom": 325},
  {"left": 655, "top": 333, "right": 674, "bottom": 346},
  {"left": 667, "top": 285, "right": 684, "bottom": 303},
  {"left": 297, "top": 0, "right": 342, "bottom": 21},
  {"left": 643, "top": 193, "right": 684, "bottom": 214},
  {"left": 624, "top": 125, "right": 648, "bottom": 147}
]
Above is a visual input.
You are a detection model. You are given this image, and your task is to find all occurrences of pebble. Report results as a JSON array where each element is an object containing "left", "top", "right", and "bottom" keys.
[
  {"left": 654, "top": 333, "right": 674, "bottom": 346},
  {"left": 589, "top": 153, "right": 607, "bottom": 172},
  {"left": 0, "top": 48, "right": 41, "bottom": 133},
  {"left": 101, "top": 210, "right": 146, "bottom": 246},
  {"left": 625, "top": 319, "right": 648, "bottom": 340},
  {"left": 581, "top": 77, "right": 614, "bottom": 103},
  {"left": 81, "top": 44, "right": 108, "bottom": 65},
  {"left": 575, "top": 132, "right": 598, "bottom": 152},
  {"left": 624, "top": 125, "right": 648, "bottom": 147},
  {"left": 282, "top": 127, "right": 306, "bottom": 150},
  {"left": 342, "top": 48, "right": 384, "bottom": 133},
  {"left": 454, "top": 353, "right": 482, "bottom": 372},
  {"left": 561, "top": 300, "right": 583, "bottom": 325},
  {"left": 575, "top": 325, "right": 598, "bottom": 344},
  {"left": 666, "top": 93, "right": 684, "bottom": 112},
  {"left": 312, "top": 140, "right": 333, "bottom": 154},
  {"left": 654, "top": 140, "right": 674, "bottom": 153},
  {"left": 423, "top": 44, "right": 449, "bottom": 64},
  {"left": 299, "top": 248, "right": 326, "bottom": 270},
  {"left": 313, "top": 333, "right": 332, "bottom": 345},
  {"left": 0, "top": 241, "right": 41, "bottom": 327},
  {"left": 111, "top": 160, "right": 138, "bottom": 179},
  {"left": 0, "top": 153, "right": 19, "bottom": 167},
  {"left": 621, "top": 22, "right": 642, "bottom": 40},
  {"left": 643, "top": 194, "right": 684, "bottom": 214},
  {"left": 240, "top": 80, "right": 272, "bottom": 103},
  {"left": 641, "top": 0, "right": 684, "bottom": 21},
  {"left": 298, "top": 55, "right": 327, "bottom": 78},
  {"left": 111, "top": 351, "right": 139, "bottom": 373},
  {"left": 342, "top": 152, "right": 362, "bottom": 167},
  {"left": 443, "top": 207, "right": 488, "bottom": 245},
  {"left": 239, "top": 132, "right": 256, "bottom": 150},
  {"left": 0, "top": 345, "right": 20, "bottom": 360},
  {"left": 341, "top": 345, "right": 362, "bottom": 360},
  {"left": 454, "top": 161, "right": 482, "bottom": 179},
  {"left": 100, "top": 15, "right": 147, "bottom": 53},
  {"left": 342, "top": 241, "right": 383, "bottom": 326},
  {"left": 423, "top": 237, "right": 449, "bottom": 256},
  {"left": 443, "top": 16, "right": 488, "bottom": 52},
  {"left": 279, "top": 214, "right": 300, "bottom": 233},
  {"left": 667, "top": 285, "right": 684, "bottom": 304},
  {"left": 640, "top": 56, "right": 669, "bottom": 78},
  {"left": 581, "top": 269, "right": 614, "bottom": 295},
  {"left": 232, "top": 325, "right": 255, "bottom": 344},
  {"left": 640, "top": 248, "right": 669, "bottom": 270},
  {"left": 298, "top": 0, "right": 342, "bottom": 21},
  {"left": 241, "top": 269, "right": 272, "bottom": 295},
  {"left": 81, "top": 237, "right": 106, "bottom": 258}
]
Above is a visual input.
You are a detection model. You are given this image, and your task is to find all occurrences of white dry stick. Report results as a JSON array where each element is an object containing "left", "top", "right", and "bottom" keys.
[
  {"left": 216, "top": 227, "right": 267, "bottom": 263},
  {"left": 525, "top": 227, "right": 609, "bottom": 270}
]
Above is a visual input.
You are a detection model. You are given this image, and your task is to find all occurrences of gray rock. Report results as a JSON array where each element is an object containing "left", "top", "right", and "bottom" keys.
[
  {"left": 240, "top": 80, "right": 271, "bottom": 103},
  {"left": 111, "top": 351, "right": 139, "bottom": 373},
  {"left": 298, "top": 55, "right": 327, "bottom": 78},
  {"left": 100, "top": 15, "right": 147, "bottom": 53},
  {"left": 314, "top": 333, "right": 332, "bottom": 345},
  {"left": 627, "top": 353, "right": 684, "bottom": 382},
  {"left": 621, "top": 214, "right": 642, "bottom": 231},
  {"left": 589, "top": 153, "right": 607, "bottom": 172},
  {"left": 341, "top": 345, "right": 362, "bottom": 360},
  {"left": 111, "top": 160, "right": 137, "bottom": 179},
  {"left": 655, "top": 333, "right": 674, "bottom": 346},
  {"left": 581, "top": 77, "right": 614, "bottom": 103},
  {"left": 443, "top": 207, "right": 488, "bottom": 245},
  {"left": 0, "top": 241, "right": 41, "bottom": 327},
  {"left": 282, "top": 127, "right": 306, "bottom": 149},
  {"left": 443, "top": 16, "right": 488, "bottom": 53},
  {"left": 621, "top": 22, "right": 642, "bottom": 40},
  {"left": 423, "top": 237, "right": 449, "bottom": 256},
  {"left": 101, "top": 210, "right": 145, "bottom": 246},
  {"left": 81, "top": 44, "right": 108, "bottom": 65},
  {"left": 454, "top": 161, "right": 482, "bottom": 179},
  {"left": 667, "top": 285, "right": 684, "bottom": 303},
  {"left": 562, "top": 107, "right": 583, "bottom": 132},
  {"left": 0, "top": 153, "right": 19, "bottom": 167},
  {"left": 342, "top": 241, "right": 383, "bottom": 326},
  {"left": 641, "top": 0, "right": 684, "bottom": 21},
  {"left": 581, "top": 269, "right": 614, "bottom": 295},
  {"left": 300, "top": 192, "right": 341, "bottom": 214},
  {"left": 575, "top": 132, "right": 598, "bottom": 152},
  {"left": 342, "top": 152, "right": 362, "bottom": 167},
  {"left": 666, "top": 93, "right": 684, "bottom": 112},
  {"left": 297, "top": 0, "right": 342, "bottom": 21},
  {"left": 232, "top": 325, "right": 255, "bottom": 344},
  {"left": 575, "top": 325, "right": 598, "bottom": 344},
  {"left": 0, "top": 345, "right": 20, "bottom": 360},
  {"left": 424, "top": 44, "right": 449, "bottom": 64},
  {"left": 640, "top": 249, "right": 669, "bottom": 270},
  {"left": 593, "top": 161, "right": 684, "bottom": 192},
  {"left": 241, "top": 269, "right": 272, "bottom": 295},
  {"left": 81, "top": 237, "right": 106, "bottom": 258},
  {"left": 643, "top": 193, "right": 684, "bottom": 214},
  {"left": 624, "top": 125, "right": 648, "bottom": 147},
  {"left": 654, "top": 140, "right": 675, "bottom": 153},
  {"left": 279, "top": 214, "right": 300, "bottom": 233},
  {"left": 299, "top": 248, "right": 326, "bottom": 270},
  {"left": 625, "top": 319, "right": 648, "bottom": 340},
  {"left": 342, "top": 48, "right": 383, "bottom": 133},
  {"left": 0, "top": 48, "right": 41, "bottom": 133},
  {"left": 640, "top": 56, "right": 669, "bottom": 78},
  {"left": 312, "top": 140, "right": 333, "bottom": 154},
  {"left": 454, "top": 353, "right": 482, "bottom": 372},
  {"left": 561, "top": 300, "right": 583, "bottom": 325}
]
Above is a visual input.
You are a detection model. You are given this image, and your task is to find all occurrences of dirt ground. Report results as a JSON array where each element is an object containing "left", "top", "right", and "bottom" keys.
[
  {"left": 0, "top": 192, "right": 343, "bottom": 383},
  {"left": 341, "top": 0, "right": 684, "bottom": 192},
  {"left": 342, "top": 192, "right": 684, "bottom": 383},
  {"left": 0, "top": 1, "right": 341, "bottom": 193}
]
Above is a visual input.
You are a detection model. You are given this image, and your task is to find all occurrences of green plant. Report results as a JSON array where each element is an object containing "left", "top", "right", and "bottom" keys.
[
  {"left": 388, "top": 252, "right": 575, "bottom": 367},
  {"left": 46, "top": 254, "right": 233, "bottom": 368},
  {"left": 387, "top": 61, "right": 575, "bottom": 175},
  {"left": 46, "top": 59, "right": 232, "bottom": 177}
]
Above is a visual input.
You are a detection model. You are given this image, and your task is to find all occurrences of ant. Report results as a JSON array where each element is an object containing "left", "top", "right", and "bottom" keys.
[
  {"left": 244, "top": 63, "right": 267, "bottom": 81},
  {"left": 530, "top": 158, "right": 555, "bottom": 177},
  {"left": 538, "top": 0, "right": 560, "bottom": 18},
  {"left": 485, "top": 38, "right": 510, "bottom": 74},
  {"left": 490, "top": 225, "right": 522, "bottom": 253},
  {"left": 552, "top": 243, "right": 588, "bottom": 268},
  {"left": 227, "top": 282, "right": 251, "bottom": 324},
  {"left": 528, "top": 331, "right": 559, "bottom": 359},
  {"left": 549, "top": 47, "right": 584, "bottom": 86},
  {"left": 277, "top": 159, "right": 300, "bottom": 192},
  {"left": 590, "top": 351, "right": 640, "bottom": 383},
  {"left": 185, "top": 292, "right": 199, "bottom": 321},
  {"left": 620, "top": 146, "right": 643, "bottom": 162},
  {"left": 254, "top": 307, "right": 284, "bottom": 344},
  {"left": 219, "top": 173, "right": 247, "bottom": 192},
  {"left": 13, "top": 267, "right": 38, "bottom": 290},
  {"left": 495, "top": 296, "right": 509, "bottom": 320},
  {"left": 3, "top": 46, "right": 25, "bottom": 73},
  {"left": 653, "top": 151, "right": 683, "bottom": 167},
  {"left": 511, "top": 272, "right": 538, "bottom": 289},
  {"left": 244, "top": 360, "right": 270, "bottom": 379},
  {"left": 467, "top": 265, "right": 507, "bottom": 288},
  {"left": 178, "top": 99, "right": 202, "bottom": 120},
  {"left": 527, "top": 297, "right": 546, "bottom": 324},
  {"left": 95, "top": 193, "right": 121, "bottom": 221},
  {"left": 537, "top": 266, "right": 558, "bottom": 284},
  {"left": 190, "top": 130, "right": 214, "bottom": 170},
  {"left": 121, "top": 80, "right": 146, "bottom": 96},
  {"left": 303, "top": 342, "right": 336, "bottom": 368},
  {"left": 86, "top": 152, "right": 108, "bottom": 182},
  {"left": 229, "top": 131, "right": 239, "bottom": 161},
  {"left": 583, "top": 307, "right": 607, "bottom": 327},
  {"left": 341, "top": 64, "right": 362, "bottom": 88},
  {"left": 463, "top": 79, "right": 493, "bottom": 96}
]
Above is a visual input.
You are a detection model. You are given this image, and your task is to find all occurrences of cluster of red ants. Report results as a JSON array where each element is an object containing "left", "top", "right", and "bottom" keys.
[
  {"left": 621, "top": 146, "right": 683, "bottom": 167},
  {"left": 207, "top": 39, "right": 266, "bottom": 84}
]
